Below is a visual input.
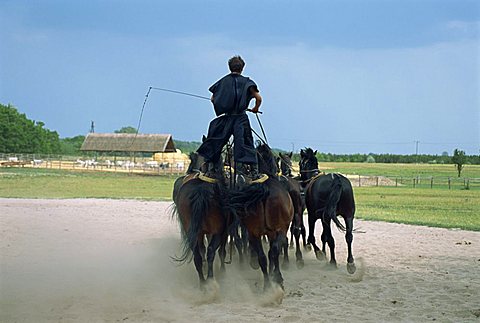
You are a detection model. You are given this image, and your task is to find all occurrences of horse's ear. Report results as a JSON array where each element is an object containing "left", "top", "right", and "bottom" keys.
[
  {"left": 202, "top": 135, "right": 206, "bottom": 143},
  {"left": 314, "top": 150, "right": 317, "bottom": 155},
  {"left": 300, "top": 149, "right": 304, "bottom": 158},
  {"left": 279, "top": 152, "right": 283, "bottom": 157},
  {"left": 288, "top": 152, "right": 293, "bottom": 158}
]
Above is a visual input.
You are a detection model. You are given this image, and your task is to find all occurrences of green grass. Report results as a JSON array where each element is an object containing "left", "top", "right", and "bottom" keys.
[
  {"left": 0, "top": 168, "right": 176, "bottom": 200},
  {"left": 354, "top": 186, "right": 480, "bottom": 231},
  {"left": 1, "top": 166, "right": 479, "bottom": 231},
  {"left": 317, "top": 162, "right": 480, "bottom": 178}
]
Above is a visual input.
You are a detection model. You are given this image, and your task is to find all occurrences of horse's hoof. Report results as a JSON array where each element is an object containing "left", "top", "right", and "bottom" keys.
[
  {"left": 326, "top": 261, "right": 337, "bottom": 270},
  {"left": 250, "top": 258, "right": 259, "bottom": 270},
  {"left": 282, "top": 261, "right": 289, "bottom": 270},
  {"left": 305, "top": 244, "right": 312, "bottom": 251},
  {"left": 315, "top": 251, "right": 326, "bottom": 261},
  {"left": 296, "top": 259, "right": 304, "bottom": 269},
  {"left": 347, "top": 262, "right": 356, "bottom": 274}
]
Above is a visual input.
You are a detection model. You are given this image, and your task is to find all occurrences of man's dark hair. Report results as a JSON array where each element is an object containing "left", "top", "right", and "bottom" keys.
[{"left": 228, "top": 56, "right": 245, "bottom": 73}]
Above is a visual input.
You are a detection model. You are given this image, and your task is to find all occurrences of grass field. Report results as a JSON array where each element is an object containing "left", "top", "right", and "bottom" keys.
[
  {"left": 1, "top": 165, "right": 479, "bottom": 231},
  {"left": 0, "top": 168, "right": 176, "bottom": 200},
  {"left": 316, "top": 162, "right": 480, "bottom": 178}
]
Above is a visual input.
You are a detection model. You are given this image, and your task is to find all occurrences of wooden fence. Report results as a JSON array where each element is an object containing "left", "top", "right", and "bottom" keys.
[{"left": 1, "top": 153, "right": 479, "bottom": 189}]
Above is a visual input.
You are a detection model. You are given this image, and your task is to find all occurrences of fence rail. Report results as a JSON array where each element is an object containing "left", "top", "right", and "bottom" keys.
[
  {"left": 0, "top": 153, "right": 190, "bottom": 176},
  {"left": 349, "top": 174, "right": 479, "bottom": 190},
  {"left": 1, "top": 153, "right": 479, "bottom": 189}
]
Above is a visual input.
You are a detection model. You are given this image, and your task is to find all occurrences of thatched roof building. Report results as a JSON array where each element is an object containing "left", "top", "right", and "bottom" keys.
[{"left": 80, "top": 133, "right": 176, "bottom": 153}]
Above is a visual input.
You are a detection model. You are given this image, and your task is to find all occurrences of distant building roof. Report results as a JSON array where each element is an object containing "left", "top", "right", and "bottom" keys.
[{"left": 80, "top": 133, "right": 176, "bottom": 153}]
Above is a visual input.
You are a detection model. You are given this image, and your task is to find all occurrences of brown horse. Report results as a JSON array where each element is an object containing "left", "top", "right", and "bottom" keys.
[
  {"left": 230, "top": 143, "right": 294, "bottom": 289},
  {"left": 278, "top": 152, "right": 307, "bottom": 268},
  {"left": 173, "top": 154, "right": 231, "bottom": 288},
  {"left": 299, "top": 148, "right": 356, "bottom": 274}
]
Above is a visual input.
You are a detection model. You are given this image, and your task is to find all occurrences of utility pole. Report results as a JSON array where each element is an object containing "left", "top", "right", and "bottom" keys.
[
  {"left": 291, "top": 142, "right": 295, "bottom": 153},
  {"left": 90, "top": 121, "right": 95, "bottom": 133},
  {"left": 414, "top": 140, "right": 419, "bottom": 163}
]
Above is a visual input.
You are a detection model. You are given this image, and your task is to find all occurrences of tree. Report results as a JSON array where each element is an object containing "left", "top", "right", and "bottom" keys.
[
  {"left": 0, "top": 103, "right": 61, "bottom": 154},
  {"left": 452, "top": 149, "right": 466, "bottom": 177},
  {"left": 59, "top": 135, "right": 86, "bottom": 155},
  {"left": 114, "top": 126, "right": 137, "bottom": 134}
]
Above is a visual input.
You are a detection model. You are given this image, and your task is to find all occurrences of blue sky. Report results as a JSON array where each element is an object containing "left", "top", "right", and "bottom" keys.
[{"left": 1, "top": 0, "right": 479, "bottom": 155}]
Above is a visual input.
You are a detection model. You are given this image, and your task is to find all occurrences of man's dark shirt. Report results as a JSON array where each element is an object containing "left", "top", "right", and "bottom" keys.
[{"left": 209, "top": 73, "right": 258, "bottom": 116}]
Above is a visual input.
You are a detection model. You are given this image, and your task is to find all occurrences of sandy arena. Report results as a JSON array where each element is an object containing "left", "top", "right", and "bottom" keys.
[{"left": 1, "top": 198, "right": 479, "bottom": 322}]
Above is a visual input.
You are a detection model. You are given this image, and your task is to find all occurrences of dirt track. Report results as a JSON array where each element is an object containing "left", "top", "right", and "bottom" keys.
[{"left": 1, "top": 198, "right": 479, "bottom": 322}]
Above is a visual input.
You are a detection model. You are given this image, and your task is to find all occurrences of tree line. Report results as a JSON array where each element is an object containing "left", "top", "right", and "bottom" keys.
[{"left": 1, "top": 104, "right": 478, "bottom": 167}]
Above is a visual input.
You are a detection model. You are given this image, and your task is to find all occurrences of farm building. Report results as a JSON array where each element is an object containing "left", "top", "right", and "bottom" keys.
[
  {"left": 80, "top": 133, "right": 190, "bottom": 169},
  {"left": 80, "top": 133, "right": 177, "bottom": 154}
]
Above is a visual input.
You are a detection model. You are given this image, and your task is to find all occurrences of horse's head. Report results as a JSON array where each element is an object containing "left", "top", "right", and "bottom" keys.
[
  {"left": 256, "top": 143, "right": 279, "bottom": 176},
  {"left": 186, "top": 152, "right": 205, "bottom": 173},
  {"left": 279, "top": 152, "right": 293, "bottom": 177},
  {"left": 299, "top": 148, "right": 319, "bottom": 181}
]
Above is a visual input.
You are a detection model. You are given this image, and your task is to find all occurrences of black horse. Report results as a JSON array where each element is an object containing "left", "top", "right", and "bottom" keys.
[
  {"left": 278, "top": 152, "right": 307, "bottom": 268},
  {"left": 299, "top": 148, "right": 356, "bottom": 274}
]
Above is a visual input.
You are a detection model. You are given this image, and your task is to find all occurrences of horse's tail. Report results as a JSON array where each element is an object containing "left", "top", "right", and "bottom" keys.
[
  {"left": 323, "top": 174, "right": 346, "bottom": 231},
  {"left": 228, "top": 183, "right": 269, "bottom": 217},
  {"left": 173, "top": 186, "right": 211, "bottom": 264}
]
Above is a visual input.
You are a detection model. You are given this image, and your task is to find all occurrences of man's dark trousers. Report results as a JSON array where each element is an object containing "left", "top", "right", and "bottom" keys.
[{"left": 197, "top": 113, "right": 257, "bottom": 165}]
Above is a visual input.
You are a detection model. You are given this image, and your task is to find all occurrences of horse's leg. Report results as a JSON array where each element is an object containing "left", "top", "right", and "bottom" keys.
[
  {"left": 206, "top": 233, "right": 222, "bottom": 279},
  {"left": 193, "top": 243, "right": 206, "bottom": 288},
  {"left": 345, "top": 216, "right": 356, "bottom": 274},
  {"left": 301, "top": 195, "right": 309, "bottom": 250},
  {"left": 282, "top": 232, "right": 290, "bottom": 270},
  {"left": 307, "top": 214, "right": 324, "bottom": 260},
  {"left": 321, "top": 229, "right": 327, "bottom": 256},
  {"left": 249, "top": 242, "right": 259, "bottom": 270},
  {"left": 241, "top": 225, "right": 249, "bottom": 255},
  {"left": 323, "top": 220, "right": 337, "bottom": 267},
  {"left": 292, "top": 213, "right": 304, "bottom": 269},
  {"left": 250, "top": 237, "right": 270, "bottom": 290},
  {"left": 271, "top": 233, "right": 285, "bottom": 289},
  {"left": 289, "top": 222, "right": 294, "bottom": 248},
  {"left": 218, "top": 234, "right": 227, "bottom": 272},
  {"left": 268, "top": 240, "right": 274, "bottom": 274},
  {"left": 300, "top": 209, "right": 308, "bottom": 249},
  {"left": 232, "top": 229, "right": 244, "bottom": 264}
]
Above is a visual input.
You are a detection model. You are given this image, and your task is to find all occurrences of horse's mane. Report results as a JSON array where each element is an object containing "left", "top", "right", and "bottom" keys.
[
  {"left": 303, "top": 148, "right": 316, "bottom": 159},
  {"left": 256, "top": 143, "right": 279, "bottom": 177},
  {"left": 279, "top": 152, "right": 293, "bottom": 176}
]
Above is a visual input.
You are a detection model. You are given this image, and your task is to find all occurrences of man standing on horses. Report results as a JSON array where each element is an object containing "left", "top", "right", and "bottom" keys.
[{"left": 197, "top": 55, "right": 263, "bottom": 180}]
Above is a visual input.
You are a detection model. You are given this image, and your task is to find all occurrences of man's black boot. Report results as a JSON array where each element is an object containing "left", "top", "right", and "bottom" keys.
[{"left": 205, "top": 161, "right": 217, "bottom": 178}]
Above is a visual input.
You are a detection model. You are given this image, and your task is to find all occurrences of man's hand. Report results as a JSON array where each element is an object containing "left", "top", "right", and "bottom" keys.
[
  {"left": 250, "top": 91, "right": 262, "bottom": 113},
  {"left": 247, "top": 108, "right": 262, "bottom": 114}
]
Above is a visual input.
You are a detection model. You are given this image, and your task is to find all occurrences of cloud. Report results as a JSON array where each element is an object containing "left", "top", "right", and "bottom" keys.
[{"left": 445, "top": 20, "right": 480, "bottom": 38}]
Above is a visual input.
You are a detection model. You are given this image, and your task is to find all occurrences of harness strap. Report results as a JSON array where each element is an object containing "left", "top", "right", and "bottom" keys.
[
  {"left": 304, "top": 172, "right": 326, "bottom": 191},
  {"left": 198, "top": 173, "right": 218, "bottom": 183},
  {"left": 251, "top": 174, "right": 269, "bottom": 184}
]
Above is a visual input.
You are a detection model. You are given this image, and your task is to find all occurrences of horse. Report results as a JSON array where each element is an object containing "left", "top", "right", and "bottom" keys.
[
  {"left": 278, "top": 152, "right": 307, "bottom": 256},
  {"left": 299, "top": 148, "right": 356, "bottom": 274},
  {"left": 172, "top": 152, "right": 202, "bottom": 204},
  {"left": 172, "top": 153, "right": 231, "bottom": 288},
  {"left": 229, "top": 143, "right": 294, "bottom": 290}
]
